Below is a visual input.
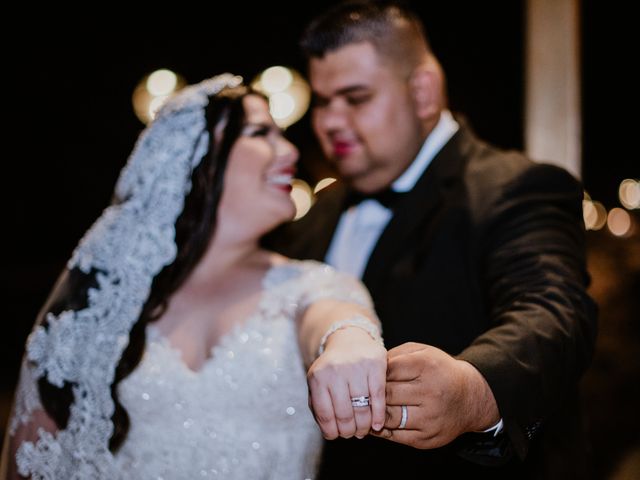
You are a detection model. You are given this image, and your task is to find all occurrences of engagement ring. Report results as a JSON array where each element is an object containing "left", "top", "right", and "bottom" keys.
[{"left": 351, "top": 395, "right": 370, "bottom": 407}]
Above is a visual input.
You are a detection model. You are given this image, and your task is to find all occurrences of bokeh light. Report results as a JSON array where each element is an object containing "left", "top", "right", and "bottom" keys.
[
  {"left": 607, "top": 207, "right": 633, "bottom": 237},
  {"left": 618, "top": 179, "right": 640, "bottom": 210},
  {"left": 132, "top": 69, "right": 186, "bottom": 125},
  {"left": 314, "top": 178, "right": 337, "bottom": 194},
  {"left": 251, "top": 66, "right": 311, "bottom": 129},
  {"left": 290, "top": 179, "right": 314, "bottom": 220},
  {"left": 583, "top": 199, "right": 607, "bottom": 231}
]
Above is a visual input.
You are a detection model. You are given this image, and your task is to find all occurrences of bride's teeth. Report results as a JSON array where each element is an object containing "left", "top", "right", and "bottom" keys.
[{"left": 268, "top": 174, "right": 292, "bottom": 185}]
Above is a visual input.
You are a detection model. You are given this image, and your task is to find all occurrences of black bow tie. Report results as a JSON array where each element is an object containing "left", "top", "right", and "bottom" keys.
[{"left": 342, "top": 188, "right": 406, "bottom": 210}]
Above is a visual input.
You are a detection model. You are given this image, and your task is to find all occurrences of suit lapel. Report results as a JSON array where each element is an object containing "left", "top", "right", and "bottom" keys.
[{"left": 362, "top": 127, "right": 470, "bottom": 293}]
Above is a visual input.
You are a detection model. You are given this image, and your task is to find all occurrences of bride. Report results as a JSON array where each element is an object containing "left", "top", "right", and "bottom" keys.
[{"left": 1, "top": 73, "right": 386, "bottom": 479}]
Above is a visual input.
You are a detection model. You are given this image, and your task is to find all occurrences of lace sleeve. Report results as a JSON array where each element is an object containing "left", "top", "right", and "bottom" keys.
[{"left": 295, "top": 260, "right": 374, "bottom": 312}]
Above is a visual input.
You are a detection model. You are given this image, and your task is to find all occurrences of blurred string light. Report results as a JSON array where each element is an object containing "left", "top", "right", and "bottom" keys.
[
  {"left": 314, "top": 177, "right": 337, "bottom": 194},
  {"left": 132, "top": 69, "right": 186, "bottom": 124},
  {"left": 290, "top": 178, "right": 339, "bottom": 220},
  {"left": 618, "top": 179, "right": 640, "bottom": 210},
  {"left": 251, "top": 66, "right": 311, "bottom": 129},
  {"left": 290, "top": 179, "right": 314, "bottom": 220},
  {"left": 583, "top": 192, "right": 607, "bottom": 231},
  {"left": 583, "top": 189, "right": 637, "bottom": 237},
  {"left": 607, "top": 208, "right": 633, "bottom": 237}
]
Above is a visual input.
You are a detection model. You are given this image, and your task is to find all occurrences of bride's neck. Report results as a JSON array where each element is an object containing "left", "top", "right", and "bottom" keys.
[{"left": 184, "top": 235, "right": 272, "bottom": 288}]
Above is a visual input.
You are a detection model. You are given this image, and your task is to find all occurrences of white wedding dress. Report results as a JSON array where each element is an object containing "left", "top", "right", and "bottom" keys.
[{"left": 7, "top": 260, "right": 372, "bottom": 479}]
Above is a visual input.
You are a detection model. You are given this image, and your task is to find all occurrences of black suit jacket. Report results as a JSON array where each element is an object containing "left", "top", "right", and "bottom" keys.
[{"left": 266, "top": 124, "right": 597, "bottom": 479}]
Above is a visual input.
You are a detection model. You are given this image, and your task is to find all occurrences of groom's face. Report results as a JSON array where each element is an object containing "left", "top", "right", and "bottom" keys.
[{"left": 309, "top": 41, "right": 424, "bottom": 193}]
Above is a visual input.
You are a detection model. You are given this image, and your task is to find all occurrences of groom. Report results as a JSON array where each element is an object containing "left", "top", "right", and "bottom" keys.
[{"left": 267, "top": 1, "right": 597, "bottom": 479}]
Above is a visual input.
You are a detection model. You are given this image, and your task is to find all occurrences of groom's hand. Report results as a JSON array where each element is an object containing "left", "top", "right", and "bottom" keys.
[{"left": 371, "top": 342, "right": 500, "bottom": 449}]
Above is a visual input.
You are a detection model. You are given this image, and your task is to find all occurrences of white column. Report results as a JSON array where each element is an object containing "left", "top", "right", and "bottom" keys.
[{"left": 525, "top": 0, "right": 582, "bottom": 179}]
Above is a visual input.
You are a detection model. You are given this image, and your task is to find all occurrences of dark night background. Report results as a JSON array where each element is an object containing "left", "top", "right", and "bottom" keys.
[{"left": 3, "top": 2, "right": 638, "bottom": 478}]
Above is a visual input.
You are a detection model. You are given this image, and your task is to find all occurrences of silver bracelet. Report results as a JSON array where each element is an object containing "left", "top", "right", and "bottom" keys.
[{"left": 317, "top": 315, "right": 384, "bottom": 357}]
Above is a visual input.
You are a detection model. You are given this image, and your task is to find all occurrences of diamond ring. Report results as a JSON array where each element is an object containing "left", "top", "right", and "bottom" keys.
[{"left": 351, "top": 395, "right": 370, "bottom": 407}]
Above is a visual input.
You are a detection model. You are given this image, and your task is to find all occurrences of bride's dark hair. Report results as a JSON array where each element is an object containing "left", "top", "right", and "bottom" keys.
[{"left": 37, "top": 85, "right": 256, "bottom": 452}]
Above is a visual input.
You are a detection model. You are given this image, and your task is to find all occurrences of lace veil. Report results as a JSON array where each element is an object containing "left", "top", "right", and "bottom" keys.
[{"left": 8, "top": 73, "right": 244, "bottom": 478}]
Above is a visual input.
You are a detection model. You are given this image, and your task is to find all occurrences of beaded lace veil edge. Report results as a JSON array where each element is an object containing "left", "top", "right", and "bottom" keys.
[{"left": 11, "top": 73, "right": 244, "bottom": 478}]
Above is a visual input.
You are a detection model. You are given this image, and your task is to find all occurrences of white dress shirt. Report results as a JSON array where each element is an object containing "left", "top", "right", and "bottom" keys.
[{"left": 325, "top": 110, "right": 459, "bottom": 277}]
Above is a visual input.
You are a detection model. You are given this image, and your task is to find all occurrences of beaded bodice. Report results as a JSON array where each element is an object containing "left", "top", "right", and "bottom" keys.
[{"left": 10, "top": 260, "right": 373, "bottom": 479}]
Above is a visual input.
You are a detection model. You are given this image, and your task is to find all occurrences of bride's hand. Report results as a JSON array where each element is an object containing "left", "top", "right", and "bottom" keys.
[{"left": 306, "top": 327, "right": 387, "bottom": 440}]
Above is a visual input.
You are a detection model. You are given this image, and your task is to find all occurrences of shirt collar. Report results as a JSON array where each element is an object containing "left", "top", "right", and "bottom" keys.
[{"left": 392, "top": 110, "right": 459, "bottom": 193}]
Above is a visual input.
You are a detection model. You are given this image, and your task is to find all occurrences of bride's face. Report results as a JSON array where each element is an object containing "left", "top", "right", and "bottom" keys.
[{"left": 218, "top": 94, "right": 299, "bottom": 237}]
